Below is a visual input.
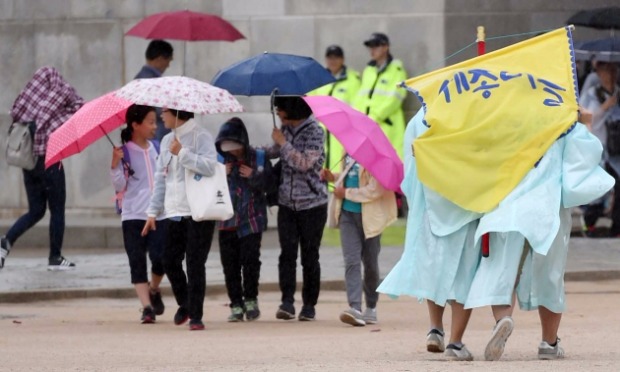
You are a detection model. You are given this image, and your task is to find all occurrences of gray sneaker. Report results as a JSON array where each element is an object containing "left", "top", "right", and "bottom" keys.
[
  {"left": 0, "top": 236, "right": 10, "bottom": 269},
  {"left": 484, "top": 316, "right": 514, "bottom": 361},
  {"left": 538, "top": 338, "right": 565, "bottom": 360},
  {"left": 339, "top": 308, "right": 366, "bottom": 326},
  {"left": 426, "top": 329, "right": 446, "bottom": 353},
  {"left": 444, "top": 343, "right": 474, "bottom": 361},
  {"left": 362, "top": 307, "right": 377, "bottom": 324}
]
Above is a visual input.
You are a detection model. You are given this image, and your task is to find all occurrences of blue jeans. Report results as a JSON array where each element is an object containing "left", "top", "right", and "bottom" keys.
[{"left": 6, "top": 157, "right": 66, "bottom": 258}]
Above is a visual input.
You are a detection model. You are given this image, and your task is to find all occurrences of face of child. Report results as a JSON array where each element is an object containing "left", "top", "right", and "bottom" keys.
[
  {"left": 227, "top": 148, "right": 244, "bottom": 159},
  {"left": 133, "top": 111, "right": 157, "bottom": 140},
  {"left": 161, "top": 109, "right": 178, "bottom": 129}
]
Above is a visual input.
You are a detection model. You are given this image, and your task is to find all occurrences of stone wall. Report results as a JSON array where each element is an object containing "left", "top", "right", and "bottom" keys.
[{"left": 0, "top": 0, "right": 616, "bottom": 218}]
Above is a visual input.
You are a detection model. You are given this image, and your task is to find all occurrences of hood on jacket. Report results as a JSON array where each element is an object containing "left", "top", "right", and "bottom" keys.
[{"left": 215, "top": 117, "right": 250, "bottom": 159}]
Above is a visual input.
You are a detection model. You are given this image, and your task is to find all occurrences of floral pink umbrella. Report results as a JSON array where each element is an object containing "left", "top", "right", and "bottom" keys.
[
  {"left": 115, "top": 76, "right": 243, "bottom": 114},
  {"left": 45, "top": 92, "right": 132, "bottom": 168},
  {"left": 302, "top": 95, "right": 404, "bottom": 192}
]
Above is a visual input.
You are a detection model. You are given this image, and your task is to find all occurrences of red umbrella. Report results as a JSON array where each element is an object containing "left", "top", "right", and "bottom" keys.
[
  {"left": 125, "top": 10, "right": 245, "bottom": 41},
  {"left": 45, "top": 92, "right": 132, "bottom": 168}
]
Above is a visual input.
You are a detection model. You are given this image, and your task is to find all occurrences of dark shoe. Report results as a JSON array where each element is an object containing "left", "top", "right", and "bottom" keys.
[
  {"left": 141, "top": 306, "right": 156, "bottom": 324},
  {"left": 189, "top": 319, "right": 205, "bottom": 331},
  {"left": 298, "top": 306, "right": 316, "bottom": 321},
  {"left": 47, "top": 256, "right": 76, "bottom": 271},
  {"left": 244, "top": 299, "right": 261, "bottom": 321},
  {"left": 275, "top": 303, "right": 295, "bottom": 320},
  {"left": 149, "top": 288, "right": 165, "bottom": 315},
  {"left": 227, "top": 306, "right": 245, "bottom": 322},
  {"left": 0, "top": 236, "right": 10, "bottom": 269},
  {"left": 174, "top": 307, "right": 189, "bottom": 326}
]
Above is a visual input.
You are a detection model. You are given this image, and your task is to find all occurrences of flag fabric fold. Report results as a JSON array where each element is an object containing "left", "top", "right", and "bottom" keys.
[{"left": 405, "top": 27, "right": 579, "bottom": 212}]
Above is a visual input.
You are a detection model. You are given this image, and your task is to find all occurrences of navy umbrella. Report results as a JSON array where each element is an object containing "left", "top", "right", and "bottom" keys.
[
  {"left": 211, "top": 52, "right": 335, "bottom": 95},
  {"left": 567, "top": 6, "right": 620, "bottom": 30},
  {"left": 574, "top": 37, "right": 620, "bottom": 62},
  {"left": 211, "top": 52, "right": 335, "bottom": 126}
]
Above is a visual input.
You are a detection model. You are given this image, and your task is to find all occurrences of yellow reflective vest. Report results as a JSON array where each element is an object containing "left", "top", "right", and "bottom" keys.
[
  {"left": 309, "top": 66, "right": 361, "bottom": 169},
  {"left": 353, "top": 56, "right": 407, "bottom": 158}
]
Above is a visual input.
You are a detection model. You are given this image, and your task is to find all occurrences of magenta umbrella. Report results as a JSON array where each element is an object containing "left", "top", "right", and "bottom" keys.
[
  {"left": 45, "top": 92, "right": 132, "bottom": 168},
  {"left": 302, "top": 95, "right": 404, "bottom": 192}
]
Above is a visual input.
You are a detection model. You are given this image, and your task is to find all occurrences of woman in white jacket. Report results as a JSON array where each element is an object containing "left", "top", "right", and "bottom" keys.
[
  {"left": 142, "top": 108, "right": 218, "bottom": 331},
  {"left": 321, "top": 155, "right": 397, "bottom": 326},
  {"left": 110, "top": 104, "right": 165, "bottom": 324}
]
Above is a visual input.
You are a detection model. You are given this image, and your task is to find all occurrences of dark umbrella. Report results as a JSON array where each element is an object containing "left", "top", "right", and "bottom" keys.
[
  {"left": 567, "top": 6, "right": 620, "bottom": 30},
  {"left": 211, "top": 52, "right": 336, "bottom": 126},
  {"left": 574, "top": 37, "right": 620, "bottom": 62}
]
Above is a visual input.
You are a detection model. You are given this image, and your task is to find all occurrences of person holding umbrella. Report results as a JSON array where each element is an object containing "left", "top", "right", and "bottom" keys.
[
  {"left": 110, "top": 104, "right": 166, "bottom": 324},
  {"left": 269, "top": 96, "right": 328, "bottom": 321},
  {"left": 320, "top": 154, "right": 397, "bottom": 326},
  {"left": 579, "top": 61, "right": 620, "bottom": 236},
  {"left": 134, "top": 40, "right": 174, "bottom": 141},
  {"left": 141, "top": 107, "right": 218, "bottom": 331}
]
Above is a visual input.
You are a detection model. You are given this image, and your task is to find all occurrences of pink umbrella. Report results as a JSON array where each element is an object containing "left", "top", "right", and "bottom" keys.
[
  {"left": 45, "top": 92, "right": 132, "bottom": 168},
  {"left": 302, "top": 95, "right": 404, "bottom": 192}
]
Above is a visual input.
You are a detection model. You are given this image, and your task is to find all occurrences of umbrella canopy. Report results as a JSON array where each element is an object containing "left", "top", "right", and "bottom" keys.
[
  {"left": 125, "top": 10, "right": 244, "bottom": 41},
  {"left": 574, "top": 37, "right": 620, "bottom": 62},
  {"left": 567, "top": 6, "right": 620, "bottom": 30},
  {"left": 211, "top": 52, "right": 336, "bottom": 96},
  {"left": 45, "top": 92, "right": 132, "bottom": 168},
  {"left": 302, "top": 95, "right": 403, "bottom": 192},
  {"left": 115, "top": 76, "right": 243, "bottom": 114}
]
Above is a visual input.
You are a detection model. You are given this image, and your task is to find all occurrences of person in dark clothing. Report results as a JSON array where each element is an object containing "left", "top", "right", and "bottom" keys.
[
  {"left": 134, "top": 40, "right": 174, "bottom": 141},
  {"left": 268, "top": 96, "right": 328, "bottom": 321},
  {"left": 215, "top": 117, "right": 271, "bottom": 322}
]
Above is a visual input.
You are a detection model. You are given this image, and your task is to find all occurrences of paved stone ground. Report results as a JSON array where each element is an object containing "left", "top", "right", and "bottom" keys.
[{"left": 1, "top": 282, "right": 619, "bottom": 371}]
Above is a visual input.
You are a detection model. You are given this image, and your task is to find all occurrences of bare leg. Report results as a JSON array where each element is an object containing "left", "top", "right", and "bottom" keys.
[
  {"left": 427, "top": 300, "right": 445, "bottom": 331},
  {"left": 448, "top": 302, "right": 472, "bottom": 344},
  {"left": 150, "top": 273, "right": 164, "bottom": 291},
  {"left": 538, "top": 306, "right": 561, "bottom": 344},
  {"left": 491, "top": 292, "right": 517, "bottom": 321},
  {"left": 135, "top": 283, "right": 151, "bottom": 307}
]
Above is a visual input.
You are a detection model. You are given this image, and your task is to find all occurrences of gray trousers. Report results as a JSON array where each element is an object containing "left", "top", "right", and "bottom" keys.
[{"left": 339, "top": 210, "right": 381, "bottom": 311}]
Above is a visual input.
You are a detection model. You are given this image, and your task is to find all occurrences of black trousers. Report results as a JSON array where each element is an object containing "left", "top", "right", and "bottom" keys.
[
  {"left": 164, "top": 218, "right": 215, "bottom": 321},
  {"left": 122, "top": 219, "right": 166, "bottom": 283},
  {"left": 277, "top": 204, "right": 327, "bottom": 308},
  {"left": 218, "top": 230, "right": 262, "bottom": 307}
]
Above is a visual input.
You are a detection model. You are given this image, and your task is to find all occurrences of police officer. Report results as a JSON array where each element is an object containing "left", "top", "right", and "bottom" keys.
[
  {"left": 310, "top": 45, "right": 361, "bottom": 169},
  {"left": 354, "top": 32, "right": 407, "bottom": 159}
]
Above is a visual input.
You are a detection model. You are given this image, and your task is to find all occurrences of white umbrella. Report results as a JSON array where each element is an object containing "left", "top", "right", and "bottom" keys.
[{"left": 115, "top": 75, "right": 243, "bottom": 114}]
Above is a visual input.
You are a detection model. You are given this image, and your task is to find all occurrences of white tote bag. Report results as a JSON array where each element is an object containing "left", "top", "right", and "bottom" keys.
[{"left": 185, "top": 162, "right": 234, "bottom": 221}]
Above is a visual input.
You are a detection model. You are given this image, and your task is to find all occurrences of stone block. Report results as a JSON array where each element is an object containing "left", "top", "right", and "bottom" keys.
[
  {"left": 0, "top": 22, "right": 36, "bottom": 109},
  {"left": 0, "top": 0, "right": 15, "bottom": 20},
  {"left": 285, "top": 0, "right": 347, "bottom": 15},
  {"left": 34, "top": 21, "right": 124, "bottom": 99},
  {"left": 223, "top": 0, "right": 285, "bottom": 17},
  {"left": 249, "top": 16, "right": 315, "bottom": 56},
  {"left": 145, "top": 0, "right": 223, "bottom": 15},
  {"left": 349, "top": 0, "right": 445, "bottom": 14},
  {"left": 70, "top": 0, "right": 144, "bottom": 19},
  {"left": 13, "top": 0, "right": 71, "bottom": 20}
]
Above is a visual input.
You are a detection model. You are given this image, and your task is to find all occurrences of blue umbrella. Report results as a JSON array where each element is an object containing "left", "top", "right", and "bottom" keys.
[
  {"left": 574, "top": 37, "right": 620, "bottom": 62},
  {"left": 211, "top": 52, "right": 335, "bottom": 96}
]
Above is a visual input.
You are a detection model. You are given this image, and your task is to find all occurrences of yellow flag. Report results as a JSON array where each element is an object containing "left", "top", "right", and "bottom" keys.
[{"left": 407, "top": 27, "right": 579, "bottom": 213}]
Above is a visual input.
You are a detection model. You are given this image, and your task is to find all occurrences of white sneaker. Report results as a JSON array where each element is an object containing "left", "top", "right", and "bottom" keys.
[
  {"left": 538, "top": 338, "right": 565, "bottom": 360},
  {"left": 444, "top": 343, "right": 474, "bottom": 361},
  {"left": 340, "top": 308, "right": 365, "bottom": 326},
  {"left": 0, "top": 236, "right": 11, "bottom": 269},
  {"left": 484, "top": 316, "right": 514, "bottom": 361},
  {"left": 426, "top": 329, "right": 445, "bottom": 353},
  {"left": 362, "top": 307, "right": 377, "bottom": 324}
]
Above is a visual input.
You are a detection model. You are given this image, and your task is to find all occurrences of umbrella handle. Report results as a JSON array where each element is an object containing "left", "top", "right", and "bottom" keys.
[{"left": 270, "top": 88, "right": 279, "bottom": 128}]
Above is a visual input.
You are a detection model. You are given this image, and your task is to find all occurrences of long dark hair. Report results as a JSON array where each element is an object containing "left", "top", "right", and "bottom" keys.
[{"left": 121, "top": 105, "right": 156, "bottom": 144}]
